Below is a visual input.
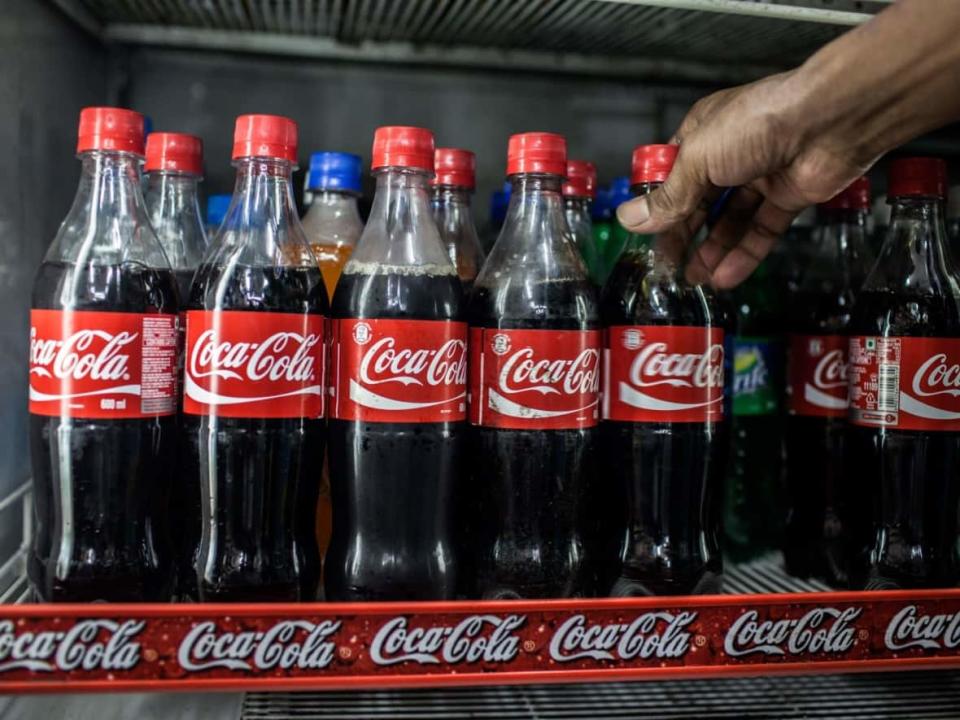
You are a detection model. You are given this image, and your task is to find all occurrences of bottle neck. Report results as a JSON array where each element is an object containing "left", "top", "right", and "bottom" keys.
[
  {"left": 803, "top": 206, "right": 872, "bottom": 291},
  {"left": 563, "top": 196, "right": 592, "bottom": 237},
  {"left": 218, "top": 156, "right": 312, "bottom": 267},
  {"left": 347, "top": 166, "right": 453, "bottom": 271},
  {"left": 431, "top": 186, "right": 474, "bottom": 233},
  {"left": 502, "top": 174, "right": 567, "bottom": 241},
  {"left": 305, "top": 189, "right": 362, "bottom": 222},
  {"left": 866, "top": 194, "right": 957, "bottom": 293},
  {"left": 145, "top": 171, "right": 202, "bottom": 219},
  {"left": 74, "top": 150, "right": 146, "bottom": 222}
]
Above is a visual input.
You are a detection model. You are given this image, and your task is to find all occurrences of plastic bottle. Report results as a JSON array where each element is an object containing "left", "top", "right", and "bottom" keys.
[
  {"left": 182, "top": 114, "right": 327, "bottom": 601},
  {"left": 143, "top": 133, "right": 208, "bottom": 301},
  {"left": 431, "top": 148, "right": 485, "bottom": 293},
  {"left": 467, "top": 132, "right": 600, "bottom": 599},
  {"left": 847, "top": 157, "right": 960, "bottom": 590},
  {"left": 28, "top": 107, "right": 178, "bottom": 601},
  {"left": 326, "top": 126, "right": 466, "bottom": 601},
  {"left": 563, "top": 159, "right": 603, "bottom": 288},
  {"left": 784, "top": 178, "right": 874, "bottom": 586},
  {"left": 602, "top": 176, "right": 633, "bottom": 278},
  {"left": 724, "top": 256, "right": 787, "bottom": 561},
  {"left": 600, "top": 144, "right": 724, "bottom": 596},
  {"left": 301, "top": 152, "right": 364, "bottom": 300}
]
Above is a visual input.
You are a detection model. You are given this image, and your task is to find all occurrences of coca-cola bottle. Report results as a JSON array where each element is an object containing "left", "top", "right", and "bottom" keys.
[
  {"left": 467, "top": 132, "right": 600, "bottom": 599},
  {"left": 28, "top": 107, "right": 178, "bottom": 601},
  {"left": 143, "top": 133, "right": 208, "bottom": 301},
  {"left": 430, "top": 148, "right": 485, "bottom": 293},
  {"left": 326, "top": 126, "right": 466, "bottom": 601},
  {"left": 563, "top": 160, "right": 603, "bottom": 289},
  {"left": 600, "top": 144, "right": 724, "bottom": 596},
  {"left": 848, "top": 157, "right": 960, "bottom": 590},
  {"left": 784, "top": 178, "right": 873, "bottom": 586},
  {"left": 182, "top": 114, "right": 327, "bottom": 601}
]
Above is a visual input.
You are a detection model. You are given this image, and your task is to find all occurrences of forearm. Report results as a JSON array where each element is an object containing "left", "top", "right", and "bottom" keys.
[{"left": 787, "top": 0, "right": 960, "bottom": 167}]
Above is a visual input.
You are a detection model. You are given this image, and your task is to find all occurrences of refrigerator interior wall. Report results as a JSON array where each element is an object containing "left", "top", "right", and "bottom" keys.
[
  {"left": 116, "top": 46, "right": 705, "bottom": 219},
  {"left": 0, "top": 0, "right": 107, "bottom": 565}
]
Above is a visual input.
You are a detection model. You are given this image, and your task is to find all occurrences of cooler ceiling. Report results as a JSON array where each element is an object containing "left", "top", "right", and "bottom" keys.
[{"left": 52, "top": 0, "right": 890, "bottom": 83}]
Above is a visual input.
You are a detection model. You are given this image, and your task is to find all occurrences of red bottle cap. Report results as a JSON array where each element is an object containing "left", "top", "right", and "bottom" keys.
[
  {"left": 888, "top": 157, "right": 947, "bottom": 199},
  {"left": 433, "top": 148, "right": 475, "bottom": 189},
  {"left": 631, "top": 144, "right": 678, "bottom": 185},
  {"left": 506, "top": 132, "right": 566, "bottom": 177},
  {"left": 232, "top": 114, "right": 298, "bottom": 163},
  {"left": 76, "top": 107, "right": 145, "bottom": 156},
  {"left": 144, "top": 133, "right": 203, "bottom": 175},
  {"left": 371, "top": 126, "right": 434, "bottom": 172},
  {"left": 820, "top": 176, "right": 871, "bottom": 210},
  {"left": 562, "top": 160, "right": 597, "bottom": 198}
]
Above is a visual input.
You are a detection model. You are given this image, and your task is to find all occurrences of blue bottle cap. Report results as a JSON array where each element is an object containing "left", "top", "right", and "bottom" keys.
[
  {"left": 609, "top": 176, "right": 632, "bottom": 206},
  {"left": 206, "top": 194, "right": 232, "bottom": 228},
  {"left": 306, "top": 152, "right": 362, "bottom": 193},
  {"left": 490, "top": 189, "right": 510, "bottom": 225},
  {"left": 592, "top": 186, "right": 611, "bottom": 221}
]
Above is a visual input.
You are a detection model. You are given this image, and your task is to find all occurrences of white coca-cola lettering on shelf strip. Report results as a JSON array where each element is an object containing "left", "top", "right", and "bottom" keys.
[
  {"left": 0, "top": 619, "right": 143, "bottom": 673},
  {"left": 369, "top": 615, "right": 525, "bottom": 666},
  {"left": 548, "top": 612, "right": 697, "bottom": 662},
  {"left": 177, "top": 620, "right": 341, "bottom": 672},
  {"left": 189, "top": 329, "right": 320, "bottom": 384},
  {"left": 498, "top": 347, "right": 600, "bottom": 397},
  {"left": 884, "top": 605, "right": 960, "bottom": 651},
  {"left": 358, "top": 337, "right": 467, "bottom": 389},
  {"left": 723, "top": 607, "right": 862, "bottom": 657}
]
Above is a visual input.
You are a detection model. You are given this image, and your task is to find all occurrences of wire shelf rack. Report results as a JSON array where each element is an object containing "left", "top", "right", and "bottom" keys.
[{"left": 51, "top": 0, "right": 892, "bottom": 82}]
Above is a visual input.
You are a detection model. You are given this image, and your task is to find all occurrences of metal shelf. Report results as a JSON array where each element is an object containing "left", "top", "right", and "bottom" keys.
[{"left": 51, "top": 0, "right": 891, "bottom": 83}]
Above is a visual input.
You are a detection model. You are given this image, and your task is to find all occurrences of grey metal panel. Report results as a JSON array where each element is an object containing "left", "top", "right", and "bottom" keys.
[
  {"left": 60, "top": 0, "right": 888, "bottom": 82},
  {"left": 120, "top": 46, "right": 702, "bottom": 223},
  {"left": 0, "top": 0, "right": 107, "bottom": 576}
]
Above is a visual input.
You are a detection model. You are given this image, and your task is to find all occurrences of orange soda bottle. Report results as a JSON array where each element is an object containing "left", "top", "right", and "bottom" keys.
[{"left": 301, "top": 152, "right": 364, "bottom": 576}]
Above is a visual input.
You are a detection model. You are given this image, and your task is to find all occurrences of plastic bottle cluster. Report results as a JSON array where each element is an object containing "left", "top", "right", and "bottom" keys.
[{"left": 26, "top": 107, "right": 960, "bottom": 603}]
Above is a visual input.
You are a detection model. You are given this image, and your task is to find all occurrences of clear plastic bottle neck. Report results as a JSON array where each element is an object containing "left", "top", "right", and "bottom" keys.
[
  {"left": 431, "top": 184, "right": 484, "bottom": 284},
  {"left": 346, "top": 167, "right": 454, "bottom": 274},
  {"left": 864, "top": 194, "right": 959, "bottom": 295},
  {"left": 499, "top": 173, "right": 569, "bottom": 250},
  {"left": 301, "top": 189, "right": 363, "bottom": 247},
  {"left": 563, "top": 196, "right": 591, "bottom": 223},
  {"left": 217, "top": 156, "right": 313, "bottom": 268},
  {"left": 801, "top": 206, "right": 873, "bottom": 294},
  {"left": 144, "top": 171, "right": 206, "bottom": 269},
  {"left": 45, "top": 150, "right": 168, "bottom": 268}
]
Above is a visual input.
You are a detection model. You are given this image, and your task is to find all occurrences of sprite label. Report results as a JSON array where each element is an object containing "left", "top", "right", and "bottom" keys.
[{"left": 732, "top": 336, "right": 780, "bottom": 416}]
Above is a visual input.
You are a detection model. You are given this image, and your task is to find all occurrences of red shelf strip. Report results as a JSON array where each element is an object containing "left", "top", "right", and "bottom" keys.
[{"left": 2, "top": 590, "right": 960, "bottom": 693}]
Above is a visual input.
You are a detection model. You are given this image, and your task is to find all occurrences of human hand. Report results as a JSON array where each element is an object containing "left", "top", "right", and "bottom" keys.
[{"left": 616, "top": 70, "right": 873, "bottom": 288}]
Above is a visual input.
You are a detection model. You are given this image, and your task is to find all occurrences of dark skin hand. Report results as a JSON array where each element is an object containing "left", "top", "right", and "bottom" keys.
[{"left": 617, "top": 0, "right": 960, "bottom": 289}]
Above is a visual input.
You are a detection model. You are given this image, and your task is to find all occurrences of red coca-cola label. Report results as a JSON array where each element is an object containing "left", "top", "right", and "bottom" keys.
[
  {"left": 330, "top": 318, "right": 467, "bottom": 423},
  {"left": 183, "top": 310, "right": 326, "bottom": 419},
  {"left": 603, "top": 325, "right": 723, "bottom": 422},
  {"left": 29, "top": 309, "right": 177, "bottom": 419},
  {"left": 787, "top": 334, "right": 848, "bottom": 417},
  {"left": 469, "top": 327, "right": 601, "bottom": 430},
  {"left": 849, "top": 336, "right": 960, "bottom": 430}
]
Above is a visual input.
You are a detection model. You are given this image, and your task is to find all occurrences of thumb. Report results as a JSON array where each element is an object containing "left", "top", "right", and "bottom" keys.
[{"left": 616, "top": 144, "right": 709, "bottom": 234}]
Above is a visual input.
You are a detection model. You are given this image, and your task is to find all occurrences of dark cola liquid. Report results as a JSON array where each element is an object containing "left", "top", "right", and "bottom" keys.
[
  {"left": 784, "top": 290, "right": 854, "bottom": 587},
  {"left": 847, "top": 289, "right": 960, "bottom": 590},
  {"left": 600, "top": 249, "right": 723, "bottom": 596},
  {"left": 181, "top": 264, "right": 326, "bottom": 602},
  {"left": 325, "top": 269, "right": 464, "bottom": 601},
  {"left": 468, "top": 277, "right": 599, "bottom": 599},
  {"left": 30, "top": 260, "right": 178, "bottom": 601}
]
